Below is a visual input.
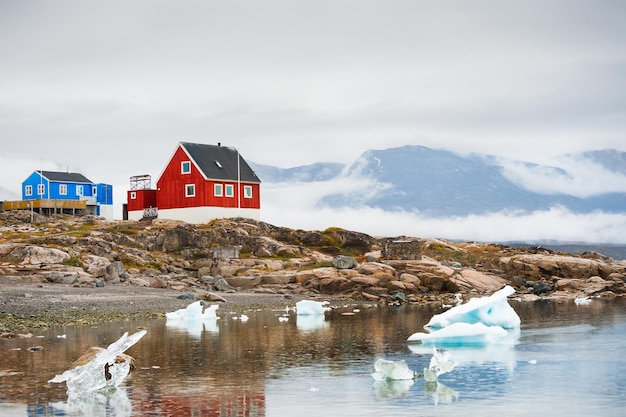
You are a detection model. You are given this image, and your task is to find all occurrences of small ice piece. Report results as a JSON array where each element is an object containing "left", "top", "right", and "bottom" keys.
[
  {"left": 407, "top": 322, "right": 511, "bottom": 346},
  {"left": 49, "top": 330, "right": 146, "bottom": 396},
  {"left": 57, "top": 334, "right": 67, "bottom": 339},
  {"left": 528, "top": 359, "right": 537, "bottom": 365},
  {"left": 295, "top": 300, "right": 330, "bottom": 316},
  {"left": 239, "top": 314, "right": 249, "bottom": 322},
  {"left": 371, "top": 358, "right": 415, "bottom": 381},
  {"left": 165, "top": 301, "right": 219, "bottom": 321},
  {"left": 278, "top": 316, "right": 289, "bottom": 322},
  {"left": 423, "top": 349, "right": 456, "bottom": 382},
  {"left": 574, "top": 296, "right": 591, "bottom": 305},
  {"left": 425, "top": 285, "right": 520, "bottom": 330}
]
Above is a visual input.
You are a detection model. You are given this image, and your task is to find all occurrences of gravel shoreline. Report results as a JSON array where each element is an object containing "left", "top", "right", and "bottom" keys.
[{"left": 0, "top": 283, "right": 326, "bottom": 332}]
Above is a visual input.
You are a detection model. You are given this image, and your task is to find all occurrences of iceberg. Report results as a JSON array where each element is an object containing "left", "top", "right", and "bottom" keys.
[
  {"left": 165, "top": 301, "right": 219, "bottom": 321},
  {"left": 425, "top": 285, "right": 520, "bottom": 330},
  {"left": 295, "top": 300, "right": 330, "bottom": 316},
  {"left": 407, "top": 322, "right": 513, "bottom": 346},
  {"left": 371, "top": 358, "right": 415, "bottom": 381},
  {"left": 49, "top": 330, "right": 146, "bottom": 396}
]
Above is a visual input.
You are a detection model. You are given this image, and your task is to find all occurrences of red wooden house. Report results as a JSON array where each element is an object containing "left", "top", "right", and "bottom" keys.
[{"left": 126, "top": 142, "right": 261, "bottom": 223}]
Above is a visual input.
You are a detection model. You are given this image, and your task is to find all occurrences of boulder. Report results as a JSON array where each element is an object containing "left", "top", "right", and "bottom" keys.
[
  {"left": 10, "top": 245, "right": 70, "bottom": 265},
  {"left": 450, "top": 269, "right": 509, "bottom": 292},
  {"left": 333, "top": 255, "right": 358, "bottom": 269}
]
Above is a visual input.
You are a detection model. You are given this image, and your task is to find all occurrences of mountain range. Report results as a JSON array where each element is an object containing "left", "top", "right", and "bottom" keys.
[{"left": 249, "top": 146, "right": 626, "bottom": 217}]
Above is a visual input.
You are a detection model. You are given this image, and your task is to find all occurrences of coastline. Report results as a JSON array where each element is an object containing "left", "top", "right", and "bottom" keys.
[{"left": 0, "top": 283, "right": 322, "bottom": 332}]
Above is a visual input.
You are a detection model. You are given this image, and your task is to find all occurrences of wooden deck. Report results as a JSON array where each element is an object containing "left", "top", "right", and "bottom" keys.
[{"left": 1, "top": 199, "right": 87, "bottom": 214}]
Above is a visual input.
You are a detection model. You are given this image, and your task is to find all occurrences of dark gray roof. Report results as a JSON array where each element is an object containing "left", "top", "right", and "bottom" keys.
[
  {"left": 40, "top": 171, "right": 93, "bottom": 183},
  {"left": 180, "top": 142, "right": 261, "bottom": 183}
]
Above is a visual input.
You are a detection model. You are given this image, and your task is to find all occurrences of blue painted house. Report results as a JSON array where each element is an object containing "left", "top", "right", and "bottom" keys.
[{"left": 21, "top": 170, "right": 113, "bottom": 218}]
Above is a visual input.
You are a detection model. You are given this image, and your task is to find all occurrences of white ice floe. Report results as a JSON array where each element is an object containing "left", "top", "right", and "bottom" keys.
[
  {"left": 574, "top": 296, "right": 591, "bottom": 305},
  {"left": 295, "top": 300, "right": 330, "bottom": 316},
  {"left": 165, "top": 301, "right": 219, "bottom": 321},
  {"left": 371, "top": 358, "right": 415, "bottom": 381},
  {"left": 425, "top": 285, "right": 520, "bottom": 330},
  {"left": 49, "top": 330, "right": 146, "bottom": 396},
  {"left": 407, "top": 322, "right": 513, "bottom": 346}
]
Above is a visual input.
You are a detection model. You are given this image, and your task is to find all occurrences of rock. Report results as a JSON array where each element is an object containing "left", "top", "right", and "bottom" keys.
[
  {"left": 203, "top": 292, "right": 227, "bottom": 302},
  {"left": 532, "top": 281, "right": 553, "bottom": 295},
  {"left": 149, "top": 276, "right": 168, "bottom": 288},
  {"left": 105, "top": 261, "right": 126, "bottom": 281},
  {"left": 333, "top": 255, "right": 358, "bottom": 269},
  {"left": 224, "top": 276, "right": 260, "bottom": 290},
  {"left": 9, "top": 245, "right": 70, "bottom": 265},
  {"left": 214, "top": 276, "right": 233, "bottom": 291},
  {"left": 450, "top": 269, "right": 509, "bottom": 292},
  {"left": 177, "top": 292, "right": 196, "bottom": 300},
  {"left": 42, "top": 271, "right": 78, "bottom": 285}
]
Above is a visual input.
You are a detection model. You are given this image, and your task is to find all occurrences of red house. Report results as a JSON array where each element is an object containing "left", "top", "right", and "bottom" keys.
[{"left": 126, "top": 142, "right": 261, "bottom": 223}]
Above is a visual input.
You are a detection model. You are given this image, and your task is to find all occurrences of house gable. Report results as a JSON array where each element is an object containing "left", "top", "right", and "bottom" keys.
[{"left": 155, "top": 142, "right": 261, "bottom": 217}]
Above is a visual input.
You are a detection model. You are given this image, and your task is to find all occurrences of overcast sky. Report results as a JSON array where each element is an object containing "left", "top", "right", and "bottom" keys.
[{"left": 1, "top": 1, "right": 625, "bottom": 242}]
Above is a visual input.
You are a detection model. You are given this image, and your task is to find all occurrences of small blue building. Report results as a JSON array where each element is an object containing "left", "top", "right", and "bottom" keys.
[{"left": 21, "top": 170, "right": 113, "bottom": 218}]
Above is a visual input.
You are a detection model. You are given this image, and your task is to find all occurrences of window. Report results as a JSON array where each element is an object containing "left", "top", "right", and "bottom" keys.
[
  {"left": 244, "top": 186, "right": 253, "bottom": 199},
  {"left": 37, "top": 183, "right": 45, "bottom": 196},
  {"left": 214, "top": 184, "right": 223, "bottom": 197},
  {"left": 93, "top": 186, "right": 97, "bottom": 196},
  {"left": 225, "top": 184, "right": 234, "bottom": 197},
  {"left": 181, "top": 161, "right": 191, "bottom": 174},
  {"left": 25, "top": 185, "right": 32, "bottom": 196},
  {"left": 130, "top": 192, "right": 137, "bottom": 200},
  {"left": 77, "top": 185, "right": 83, "bottom": 196},
  {"left": 185, "top": 184, "right": 196, "bottom": 197},
  {"left": 59, "top": 184, "right": 67, "bottom": 195}
]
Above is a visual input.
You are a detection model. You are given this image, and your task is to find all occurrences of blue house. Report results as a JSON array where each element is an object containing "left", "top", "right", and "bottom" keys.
[{"left": 21, "top": 170, "right": 113, "bottom": 218}]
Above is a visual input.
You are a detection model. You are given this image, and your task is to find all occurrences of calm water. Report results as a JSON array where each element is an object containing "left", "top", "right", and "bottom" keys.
[{"left": 1, "top": 298, "right": 625, "bottom": 416}]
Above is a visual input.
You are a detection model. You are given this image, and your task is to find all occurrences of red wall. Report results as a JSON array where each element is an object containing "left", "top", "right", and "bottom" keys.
[
  {"left": 157, "top": 146, "right": 261, "bottom": 210},
  {"left": 127, "top": 189, "right": 157, "bottom": 211}
]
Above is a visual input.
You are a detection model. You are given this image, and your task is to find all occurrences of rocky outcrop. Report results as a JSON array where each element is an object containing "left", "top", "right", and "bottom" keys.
[{"left": 0, "top": 214, "right": 624, "bottom": 303}]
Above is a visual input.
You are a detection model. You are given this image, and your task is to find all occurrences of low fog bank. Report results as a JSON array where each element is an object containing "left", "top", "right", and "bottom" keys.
[{"left": 261, "top": 181, "right": 626, "bottom": 245}]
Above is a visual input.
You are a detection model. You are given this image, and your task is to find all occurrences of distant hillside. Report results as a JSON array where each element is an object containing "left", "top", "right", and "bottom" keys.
[
  {"left": 0, "top": 186, "right": 19, "bottom": 201},
  {"left": 506, "top": 242, "right": 626, "bottom": 261},
  {"left": 250, "top": 145, "right": 626, "bottom": 216}
]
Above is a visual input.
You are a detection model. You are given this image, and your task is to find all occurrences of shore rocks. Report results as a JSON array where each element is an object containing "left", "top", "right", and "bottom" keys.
[{"left": 0, "top": 214, "right": 624, "bottom": 303}]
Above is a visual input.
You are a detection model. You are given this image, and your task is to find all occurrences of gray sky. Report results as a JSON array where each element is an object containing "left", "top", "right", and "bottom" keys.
[{"left": 1, "top": 1, "right": 626, "bottom": 241}]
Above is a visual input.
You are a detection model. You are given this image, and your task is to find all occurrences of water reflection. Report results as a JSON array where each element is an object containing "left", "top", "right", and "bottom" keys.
[{"left": 0, "top": 299, "right": 625, "bottom": 416}]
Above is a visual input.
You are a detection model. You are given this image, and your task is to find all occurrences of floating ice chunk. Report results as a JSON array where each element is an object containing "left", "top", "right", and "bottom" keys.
[
  {"left": 425, "top": 285, "right": 520, "bottom": 330},
  {"left": 295, "top": 300, "right": 330, "bottom": 316},
  {"left": 165, "top": 301, "right": 219, "bottom": 321},
  {"left": 423, "top": 349, "right": 456, "bottom": 382},
  {"left": 278, "top": 316, "right": 289, "bottom": 322},
  {"left": 372, "top": 358, "right": 415, "bottom": 381},
  {"left": 239, "top": 314, "right": 249, "bottom": 322},
  {"left": 49, "top": 330, "right": 146, "bottom": 396},
  {"left": 296, "top": 314, "right": 326, "bottom": 331},
  {"left": 408, "top": 322, "right": 512, "bottom": 346},
  {"left": 574, "top": 296, "right": 591, "bottom": 305}
]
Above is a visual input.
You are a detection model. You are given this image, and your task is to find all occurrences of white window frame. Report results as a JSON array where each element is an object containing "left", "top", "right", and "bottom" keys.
[
  {"left": 130, "top": 191, "right": 137, "bottom": 200},
  {"left": 25, "top": 185, "right": 32, "bottom": 196},
  {"left": 185, "top": 184, "right": 196, "bottom": 197},
  {"left": 77, "top": 185, "right": 84, "bottom": 196},
  {"left": 225, "top": 184, "right": 234, "bottom": 197},
  {"left": 244, "top": 185, "right": 253, "bottom": 199},
  {"left": 37, "top": 183, "right": 45, "bottom": 196},
  {"left": 214, "top": 183, "right": 223, "bottom": 197},
  {"left": 181, "top": 161, "right": 191, "bottom": 174},
  {"left": 59, "top": 184, "right": 67, "bottom": 195},
  {"left": 92, "top": 186, "right": 97, "bottom": 196}
]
